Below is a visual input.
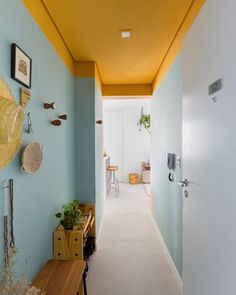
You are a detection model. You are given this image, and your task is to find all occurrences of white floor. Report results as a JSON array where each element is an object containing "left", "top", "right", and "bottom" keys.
[{"left": 87, "top": 183, "right": 182, "bottom": 295}]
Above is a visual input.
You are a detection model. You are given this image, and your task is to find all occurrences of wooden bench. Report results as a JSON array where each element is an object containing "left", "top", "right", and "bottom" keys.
[{"left": 33, "top": 260, "right": 86, "bottom": 295}]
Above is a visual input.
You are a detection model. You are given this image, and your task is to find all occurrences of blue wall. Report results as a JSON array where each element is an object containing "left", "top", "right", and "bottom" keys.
[
  {"left": 75, "top": 77, "right": 95, "bottom": 203},
  {"left": 74, "top": 77, "right": 104, "bottom": 231},
  {"left": 0, "top": 0, "right": 75, "bottom": 279},
  {"left": 151, "top": 55, "right": 183, "bottom": 277}
]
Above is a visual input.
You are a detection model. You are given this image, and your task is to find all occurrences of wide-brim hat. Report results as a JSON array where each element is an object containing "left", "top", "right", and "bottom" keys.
[{"left": 0, "top": 77, "right": 24, "bottom": 169}]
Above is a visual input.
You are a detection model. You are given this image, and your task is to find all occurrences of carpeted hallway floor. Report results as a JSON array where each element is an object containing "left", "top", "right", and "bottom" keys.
[{"left": 87, "top": 183, "right": 182, "bottom": 295}]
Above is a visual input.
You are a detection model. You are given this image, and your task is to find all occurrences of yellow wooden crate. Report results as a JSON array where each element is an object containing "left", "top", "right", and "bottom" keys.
[
  {"left": 53, "top": 203, "right": 95, "bottom": 261},
  {"left": 129, "top": 173, "right": 140, "bottom": 184}
]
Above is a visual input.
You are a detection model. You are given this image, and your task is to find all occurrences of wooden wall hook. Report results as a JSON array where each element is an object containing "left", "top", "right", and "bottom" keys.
[
  {"left": 59, "top": 114, "right": 67, "bottom": 120},
  {"left": 96, "top": 120, "right": 103, "bottom": 125},
  {"left": 44, "top": 102, "right": 56, "bottom": 110},
  {"left": 20, "top": 88, "right": 31, "bottom": 109},
  {"left": 51, "top": 120, "right": 61, "bottom": 126}
]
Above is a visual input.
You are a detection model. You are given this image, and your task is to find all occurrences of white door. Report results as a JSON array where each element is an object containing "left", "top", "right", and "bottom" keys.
[
  {"left": 182, "top": 1, "right": 236, "bottom": 294},
  {"left": 103, "top": 111, "right": 123, "bottom": 180}
]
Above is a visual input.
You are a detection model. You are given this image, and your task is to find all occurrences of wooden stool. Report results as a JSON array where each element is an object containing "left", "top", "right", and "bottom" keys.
[
  {"left": 33, "top": 259, "right": 86, "bottom": 295},
  {"left": 106, "top": 165, "right": 119, "bottom": 196}
]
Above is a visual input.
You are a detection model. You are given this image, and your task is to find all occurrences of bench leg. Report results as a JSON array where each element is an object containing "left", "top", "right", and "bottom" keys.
[{"left": 83, "top": 272, "right": 87, "bottom": 295}]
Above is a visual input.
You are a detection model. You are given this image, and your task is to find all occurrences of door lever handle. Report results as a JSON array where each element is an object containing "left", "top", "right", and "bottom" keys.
[{"left": 178, "top": 179, "right": 189, "bottom": 187}]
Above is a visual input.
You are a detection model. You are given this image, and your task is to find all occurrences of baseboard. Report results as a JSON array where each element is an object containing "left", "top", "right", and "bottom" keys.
[
  {"left": 149, "top": 213, "right": 183, "bottom": 291},
  {"left": 96, "top": 213, "right": 104, "bottom": 243}
]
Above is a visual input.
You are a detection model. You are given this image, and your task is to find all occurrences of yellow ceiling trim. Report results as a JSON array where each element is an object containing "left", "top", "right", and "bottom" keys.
[
  {"left": 22, "top": 0, "right": 75, "bottom": 75},
  {"left": 152, "top": 0, "right": 205, "bottom": 92},
  {"left": 74, "top": 61, "right": 151, "bottom": 96},
  {"left": 75, "top": 61, "right": 103, "bottom": 92},
  {"left": 95, "top": 64, "right": 103, "bottom": 93},
  {"left": 75, "top": 61, "right": 96, "bottom": 78},
  {"left": 102, "top": 84, "right": 152, "bottom": 97}
]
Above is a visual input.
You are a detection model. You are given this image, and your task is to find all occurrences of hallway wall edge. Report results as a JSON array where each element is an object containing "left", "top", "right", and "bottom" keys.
[{"left": 149, "top": 213, "right": 183, "bottom": 292}]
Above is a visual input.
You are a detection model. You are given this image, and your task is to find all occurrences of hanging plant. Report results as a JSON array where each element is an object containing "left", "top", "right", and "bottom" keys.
[{"left": 137, "top": 111, "right": 151, "bottom": 133}]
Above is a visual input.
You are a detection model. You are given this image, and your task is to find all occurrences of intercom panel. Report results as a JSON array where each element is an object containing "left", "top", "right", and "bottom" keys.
[{"left": 167, "top": 153, "right": 176, "bottom": 171}]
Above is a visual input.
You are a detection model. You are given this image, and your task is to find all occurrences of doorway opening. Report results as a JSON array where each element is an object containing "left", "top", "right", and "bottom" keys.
[
  {"left": 87, "top": 97, "right": 182, "bottom": 295},
  {"left": 103, "top": 98, "right": 151, "bottom": 198}
]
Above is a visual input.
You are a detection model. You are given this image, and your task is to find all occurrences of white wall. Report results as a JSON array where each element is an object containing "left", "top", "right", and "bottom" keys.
[
  {"left": 104, "top": 99, "right": 151, "bottom": 182},
  {"left": 95, "top": 81, "right": 104, "bottom": 232}
]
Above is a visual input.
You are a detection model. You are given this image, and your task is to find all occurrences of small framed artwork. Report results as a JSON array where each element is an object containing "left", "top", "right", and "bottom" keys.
[{"left": 11, "top": 43, "right": 32, "bottom": 88}]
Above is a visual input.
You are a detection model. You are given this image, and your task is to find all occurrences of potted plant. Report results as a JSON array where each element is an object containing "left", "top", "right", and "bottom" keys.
[
  {"left": 55, "top": 199, "right": 82, "bottom": 230},
  {"left": 137, "top": 113, "right": 151, "bottom": 133},
  {"left": 54, "top": 201, "right": 96, "bottom": 261}
]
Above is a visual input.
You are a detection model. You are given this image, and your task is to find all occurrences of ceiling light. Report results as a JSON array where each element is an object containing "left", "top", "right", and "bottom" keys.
[{"left": 120, "top": 30, "right": 132, "bottom": 39}]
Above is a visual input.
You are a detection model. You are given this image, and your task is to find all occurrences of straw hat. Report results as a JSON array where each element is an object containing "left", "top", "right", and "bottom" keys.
[{"left": 0, "top": 77, "right": 24, "bottom": 169}]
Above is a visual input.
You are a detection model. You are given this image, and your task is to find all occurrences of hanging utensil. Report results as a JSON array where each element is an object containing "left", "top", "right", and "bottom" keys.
[
  {"left": 9, "top": 179, "right": 15, "bottom": 249},
  {"left": 26, "top": 112, "right": 33, "bottom": 134},
  {"left": 3, "top": 180, "right": 9, "bottom": 267}
]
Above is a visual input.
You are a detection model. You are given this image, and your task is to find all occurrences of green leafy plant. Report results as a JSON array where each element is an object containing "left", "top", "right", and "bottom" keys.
[
  {"left": 137, "top": 114, "right": 151, "bottom": 133},
  {"left": 55, "top": 199, "right": 82, "bottom": 230}
]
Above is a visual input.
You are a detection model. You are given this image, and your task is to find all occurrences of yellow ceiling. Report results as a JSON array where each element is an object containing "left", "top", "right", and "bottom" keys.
[{"left": 23, "top": 0, "right": 205, "bottom": 95}]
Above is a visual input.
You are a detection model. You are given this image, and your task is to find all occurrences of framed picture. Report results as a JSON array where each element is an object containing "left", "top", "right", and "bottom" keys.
[{"left": 11, "top": 43, "right": 32, "bottom": 88}]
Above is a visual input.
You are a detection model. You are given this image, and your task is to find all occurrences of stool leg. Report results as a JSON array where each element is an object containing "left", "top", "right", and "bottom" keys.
[
  {"left": 113, "top": 171, "right": 119, "bottom": 196},
  {"left": 113, "top": 171, "right": 118, "bottom": 194},
  {"left": 108, "top": 171, "right": 112, "bottom": 194},
  {"left": 111, "top": 171, "right": 115, "bottom": 188},
  {"left": 108, "top": 169, "right": 119, "bottom": 196},
  {"left": 116, "top": 179, "right": 120, "bottom": 192}
]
